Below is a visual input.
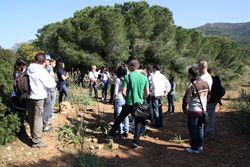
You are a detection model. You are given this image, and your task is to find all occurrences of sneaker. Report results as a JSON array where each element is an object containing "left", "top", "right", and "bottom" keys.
[
  {"left": 199, "top": 146, "right": 203, "bottom": 151},
  {"left": 132, "top": 142, "right": 138, "bottom": 149},
  {"left": 186, "top": 148, "right": 200, "bottom": 154},
  {"left": 43, "top": 126, "right": 52, "bottom": 132},
  {"left": 32, "top": 142, "right": 48, "bottom": 148}
]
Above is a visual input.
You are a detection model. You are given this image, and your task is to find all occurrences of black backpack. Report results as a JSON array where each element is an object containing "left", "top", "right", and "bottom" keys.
[{"left": 14, "top": 70, "right": 31, "bottom": 100}]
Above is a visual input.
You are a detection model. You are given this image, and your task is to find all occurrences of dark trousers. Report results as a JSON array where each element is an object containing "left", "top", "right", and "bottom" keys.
[
  {"left": 109, "top": 84, "right": 115, "bottom": 103},
  {"left": 109, "top": 105, "right": 145, "bottom": 144},
  {"left": 167, "top": 94, "right": 175, "bottom": 113},
  {"left": 151, "top": 96, "right": 163, "bottom": 128},
  {"left": 188, "top": 114, "right": 204, "bottom": 151},
  {"left": 59, "top": 85, "right": 69, "bottom": 103}
]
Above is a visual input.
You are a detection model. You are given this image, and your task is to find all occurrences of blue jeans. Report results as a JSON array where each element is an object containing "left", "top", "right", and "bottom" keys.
[
  {"left": 50, "top": 88, "right": 57, "bottom": 117},
  {"left": 167, "top": 94, "right": 175, "bottom": 113},
  {"left": 151, "top": 96, "right": 163, "bottom": 128},
  {"left": 109, "top": 105, "right": 146, "bottom": 144},
  {"left": 188, "top": 114, "right": 204, "bottom": 151},
  {"left": 206, "top": 103, "right": 217, "bottom": 135},
  {"left": 101, "top": 80, "right": 109, "bottom": 100},
  {"left": 114, "top": 98, "right": 129, "bottom": 134},
  {"left": 43, "top": 91, "right": 52, "bottom": 127},
  {"left": 59, "top": 85, "right": 69, "bottom": 103}
]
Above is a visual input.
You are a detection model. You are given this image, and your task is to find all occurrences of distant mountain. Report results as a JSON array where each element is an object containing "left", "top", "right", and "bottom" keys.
[
  {"left": 10, "top": 40, "right": 33, "bottom": 52},
  {"left": 195, "top": 22, "right": 250, "bottom": 45}
]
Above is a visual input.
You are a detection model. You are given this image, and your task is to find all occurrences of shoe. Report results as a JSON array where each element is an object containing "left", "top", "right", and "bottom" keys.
[
  {"left": 186, "top": 148, "right": 200, "bottom": 154},
  {"left": 43, "top": 126, "right": 52, "bottom": 132},
  {"left": 132, "top": 142, "right": 138, "bottom": 149},
  {"left": 32, "top": 142, "right": 48, "bottom": 148},
  {"left": 199, "top": 146, "right": 203, "bottom": 151},
  {"left": 50, "top": 113, "right": 57, "bottom": 119},
  {"left": 170, "top": 113, "right": 174, "bottom": 116},
  {"left": 122, "top": 133, "right": 128, "bottom": 138}
]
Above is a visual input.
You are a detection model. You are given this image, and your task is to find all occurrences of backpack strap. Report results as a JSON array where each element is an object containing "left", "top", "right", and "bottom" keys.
[
  {"left": 128, "top": 74, "right": 135, "bottom": 105},
  {"left": 191, "top": 81, "right": 204, "bottom": 112}
]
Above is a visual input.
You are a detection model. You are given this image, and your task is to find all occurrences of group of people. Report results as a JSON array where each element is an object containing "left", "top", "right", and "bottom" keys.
[
  {"left": 12, "top": 53, "right": 69, "bottom": 148},
  {"left": 107, "top": 59, "right": 224, "bottom": 153},
  {"left": 12, "top": 53, "right": 224, "bottom": 153}
]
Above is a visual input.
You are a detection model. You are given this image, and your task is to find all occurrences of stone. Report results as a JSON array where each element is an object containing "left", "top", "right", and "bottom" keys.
[
  {"left": 91, "top": 138, "right": 98, "bottom": 143},
  {"left": 59, "top": 101, "right": 72, "bottom": 113}
]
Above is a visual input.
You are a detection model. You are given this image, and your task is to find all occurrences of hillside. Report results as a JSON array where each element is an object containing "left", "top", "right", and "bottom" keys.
[{"left": 195, "top": 22, "right": 250, "bottom": 45}]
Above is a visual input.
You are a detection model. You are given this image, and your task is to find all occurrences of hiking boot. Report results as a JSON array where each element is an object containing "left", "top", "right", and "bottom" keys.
[
  {"left": 186, "top": 148, "right": 200, "bottom": 154},
  {"left": 32, "top": 142, "right": 48, "bottom": 148}
]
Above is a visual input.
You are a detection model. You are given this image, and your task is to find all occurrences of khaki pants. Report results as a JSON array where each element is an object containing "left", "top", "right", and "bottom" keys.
[{"left": 26, "top": 99, "right": 44, "bottom": 144}]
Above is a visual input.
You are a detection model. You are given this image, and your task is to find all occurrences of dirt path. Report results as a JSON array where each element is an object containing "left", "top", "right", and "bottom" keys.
[{"left": 0, "top": 92, "right": 250, "bottom": 167}]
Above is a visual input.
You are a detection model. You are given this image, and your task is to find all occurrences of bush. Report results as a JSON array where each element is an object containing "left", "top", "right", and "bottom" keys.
[
  {"left": 0, "top": 103, "right": 20, "bottom": 145},
  {"left": 0, "top": 48, "right": 20, "bottom": 146},
  {"left": 234, "top": 90, "right": 250, "bottom": 136}
]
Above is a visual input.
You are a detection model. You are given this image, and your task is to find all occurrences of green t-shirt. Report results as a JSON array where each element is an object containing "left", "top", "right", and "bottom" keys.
[{"left": 123, "top": 71, "right": 149, "bottom": 105}]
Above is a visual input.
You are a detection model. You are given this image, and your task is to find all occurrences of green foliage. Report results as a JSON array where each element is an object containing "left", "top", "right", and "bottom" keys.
[
  {"left": 73, "top": 151, "right": 105, "bottom": 167},
  {"left": 0, "top": 104, "right": 20, "bottom": 146},
  {"left": 234, "top": 90, "right": 250, "bottom": 135},
  {"left": 69, "top": 85, "right": 93, "bottom": 107},
  {"left": 169, "top": 134, "right": 188, "bottom": 144},
  {"left": 58, "top": 125, "right": 84, "bottom": 146},
  {"left": 0, "top": 48, "right": 20, "bottom": 146},
  {"left": 35, "top": 1, "right": 244, "bottom": 81}
]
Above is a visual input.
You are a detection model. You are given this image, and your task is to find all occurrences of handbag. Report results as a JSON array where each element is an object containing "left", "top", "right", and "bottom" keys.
[
  {"left": 191, "top": 81, "right": 209, "bottom": 123},
  {"left": 128, "top": 74, "right": 150, "bottom": 119}
]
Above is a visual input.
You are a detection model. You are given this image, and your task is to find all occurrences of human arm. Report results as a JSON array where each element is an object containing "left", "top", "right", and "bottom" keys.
[{"left": 182, "top": 84, "right": 193, "bottom": 114}]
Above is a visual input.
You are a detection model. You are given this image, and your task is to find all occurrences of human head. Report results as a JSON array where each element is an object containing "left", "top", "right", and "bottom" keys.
[
  {"left": 34, "top": 52, "right": 45, "bottom": 65},
  {"left": 45, "top": 54, "right": 51, "bottom": 66},
  {"left": 169, "top": 75, "right": 174, "bottom": 82},
  {"left": 91, "top": 65, "right": 96, "bottom": 71},
  {"left": 50, "top": 59, "right": 56, "bottom": 68},
  {"left": 146, "top": 65, "right": 153, "bottom": 76},
  {"left": 15, "top": 58, "right": 27, "bottom": 72},
  {"left": 198, "top": 60, "right": 208, "bottom": 74},
  {"left": 128, "top": 60, "right": 140, "bottom": 71},
  {"left": 116, "top": 64, "right": 127, "bottom": 78},
  {"left": 188, "top": 66, "right": 199, "bottom": 80},
  {"left": 58, "top": 62, "right": 65, "bottom": 70},
  {"left": 153, "top": 64, "right": 161, "bottom": 72},
  {"left": 207, "top": 67, "right": 216, "bottom": 77}
]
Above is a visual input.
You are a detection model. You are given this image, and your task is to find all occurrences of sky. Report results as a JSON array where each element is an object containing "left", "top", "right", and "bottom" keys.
[{"left": 0, "top": 0, "right": 249, "bottom": 49}]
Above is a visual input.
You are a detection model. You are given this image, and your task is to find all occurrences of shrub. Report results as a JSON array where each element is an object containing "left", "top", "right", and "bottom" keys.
[
  {"left": 234, "top": 90, "right": 250, "bottom": 136},
  {"left": 0, "top": 48, "right": 20, "bottom": 146},
  {"left": 0, "top": 103, "right": 20, "bottom": 145}
]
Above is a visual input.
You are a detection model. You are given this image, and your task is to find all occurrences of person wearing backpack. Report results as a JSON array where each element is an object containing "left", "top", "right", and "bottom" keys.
[
  {"left": 26, "top": 52, "right": 56, "bottom": 148},
  {"left": 206, "top": 68, "right": 225, "bottom": 138},
  {"left": 12, "top": 58, "right": 28, "bottom": 136}
]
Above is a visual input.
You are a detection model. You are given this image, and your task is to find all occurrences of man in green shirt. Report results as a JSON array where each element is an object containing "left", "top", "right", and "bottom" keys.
[{"left": 109, "top": 60, "right": 149, "bottom": 148}]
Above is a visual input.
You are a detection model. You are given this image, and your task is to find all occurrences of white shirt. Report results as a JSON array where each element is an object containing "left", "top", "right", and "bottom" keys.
[
  {"left": 88, "top": 71, "right": 99, "bottom": 81},
  {"left": 200, "top": 73, "right": 213, "bottom": 90},
  {"left": 27, "top": 63, "right": 57, "bottom": 100},
  {"left": 151, "top": 71, "right": 171, "bottom": 97},
  {"left": 101, "top": 71, "right": 110, "bottom": 81}
]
